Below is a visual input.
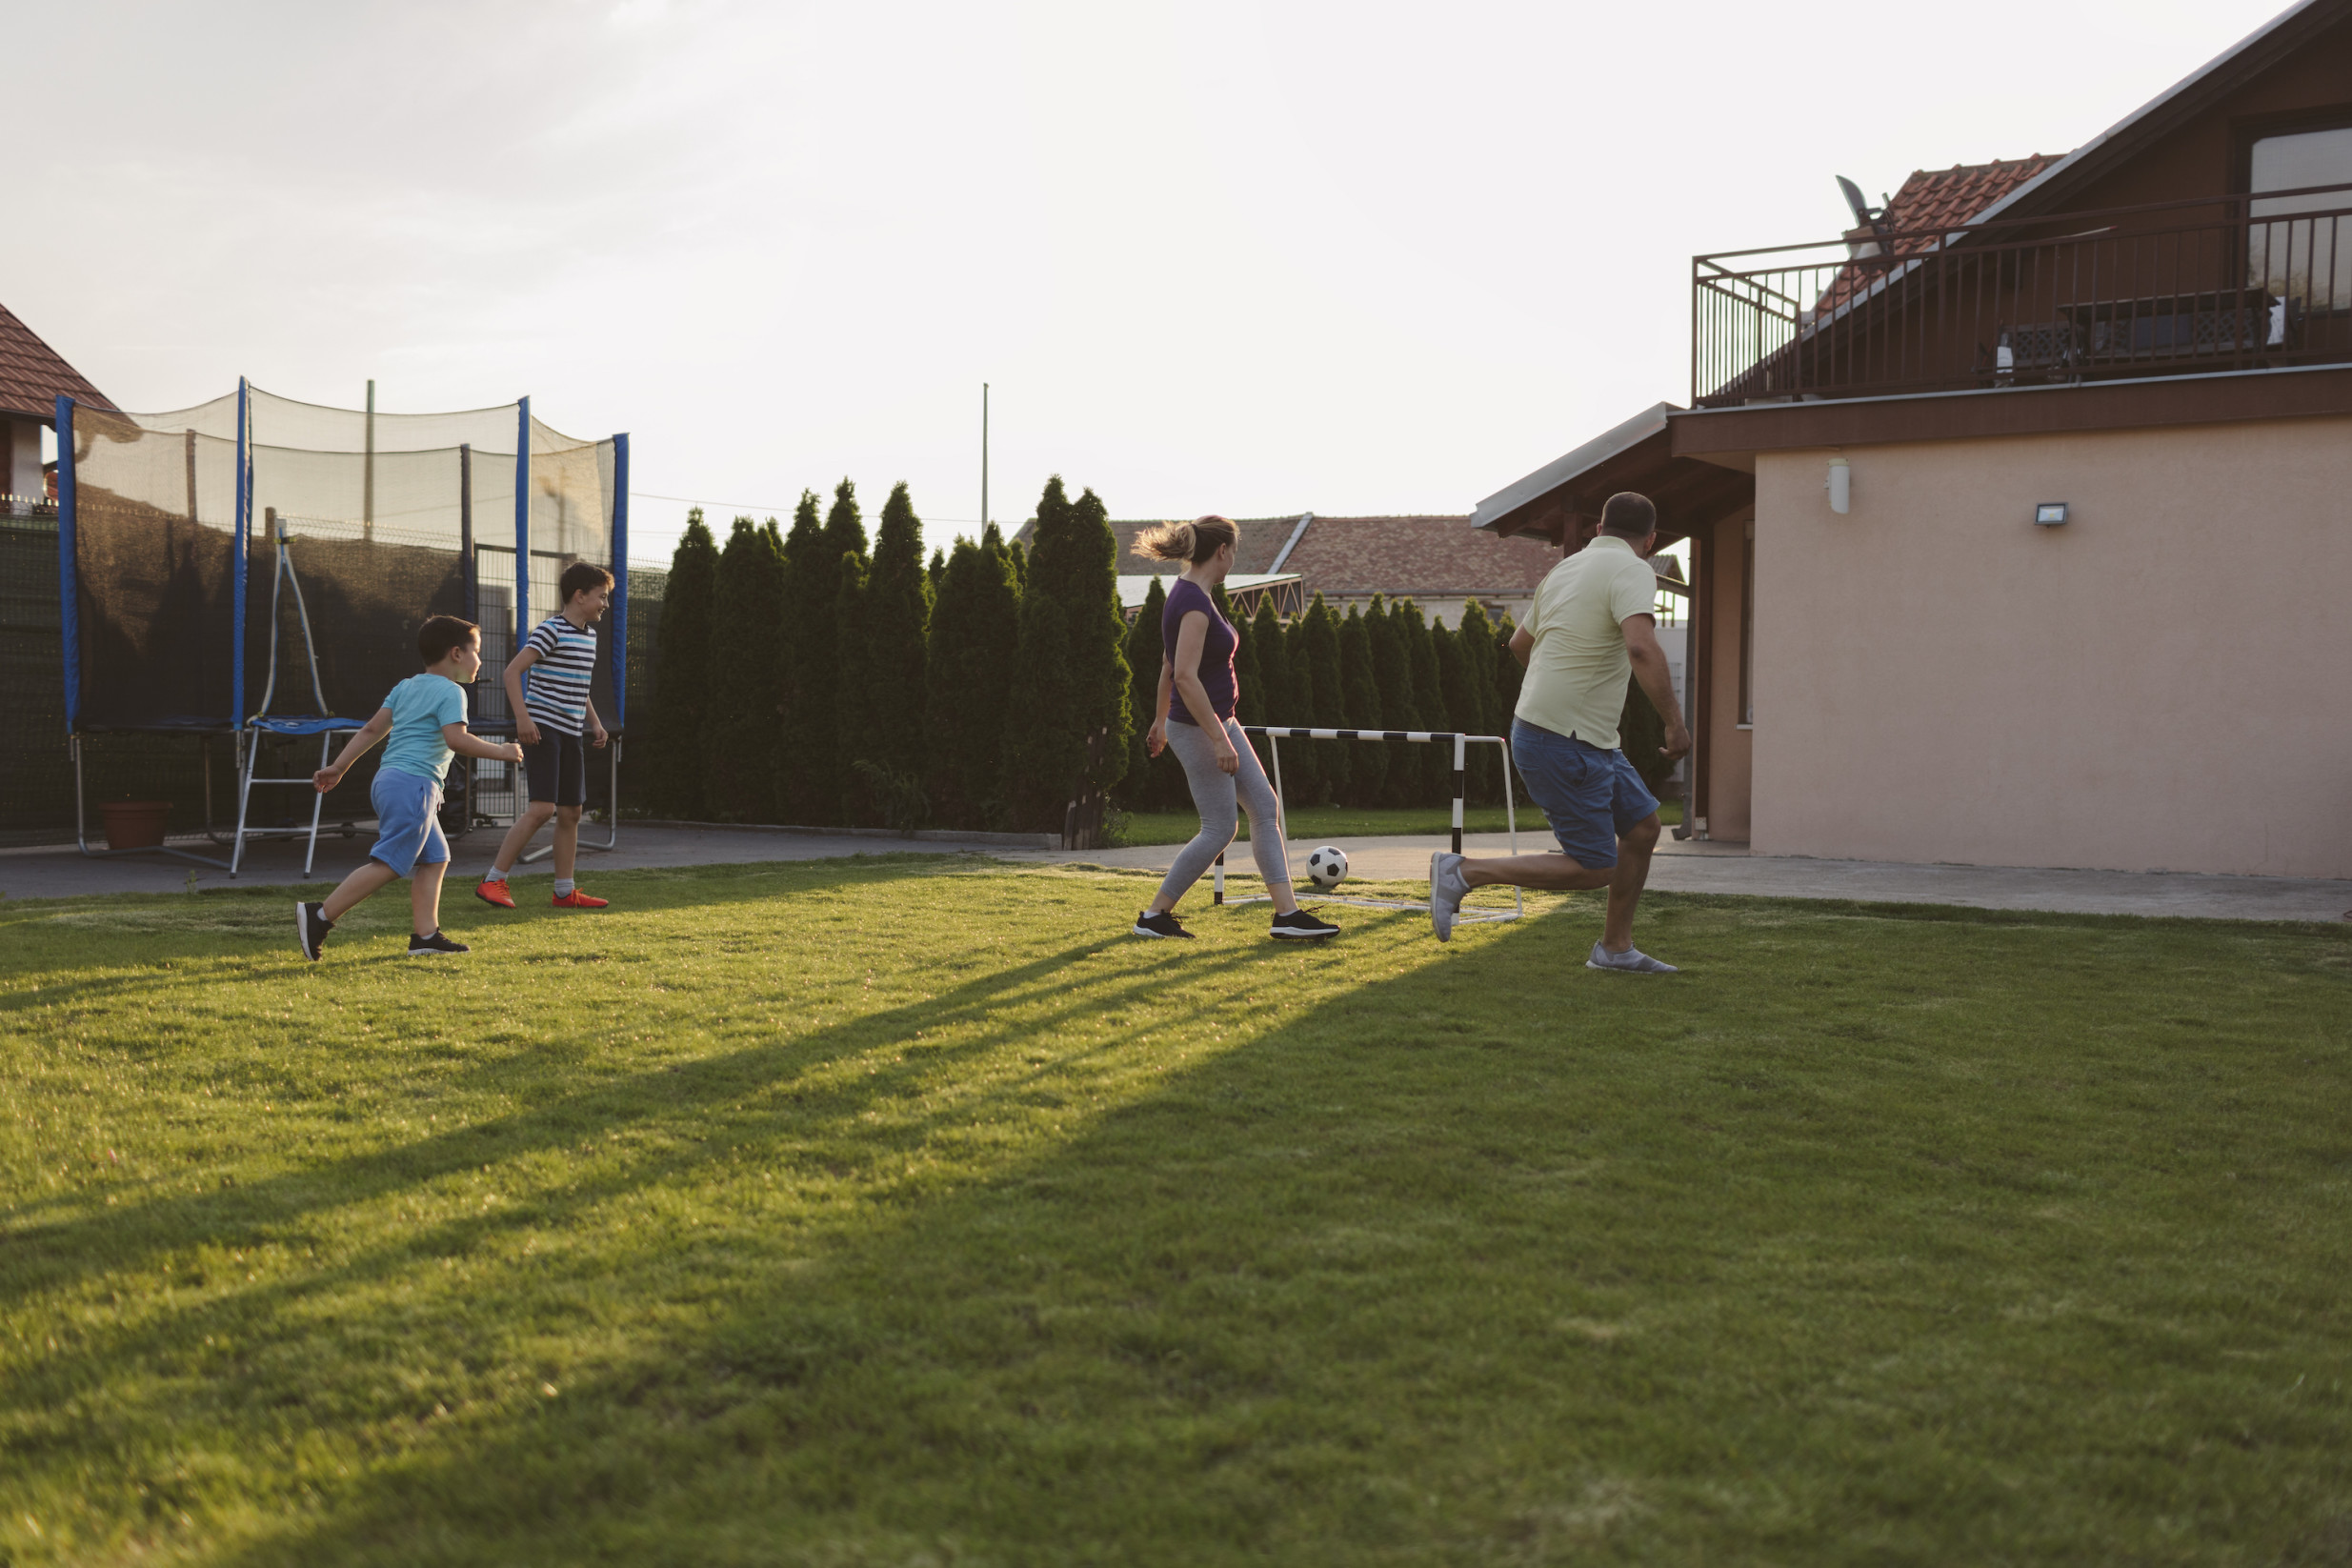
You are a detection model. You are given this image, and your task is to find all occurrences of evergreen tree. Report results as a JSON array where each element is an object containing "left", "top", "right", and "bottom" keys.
[
  {"left": 1001, "top": 478, "right": 1132, "bottom": 834},
  {"left": 649, "top": 509, "right": 717, "bottom": 817},
  {"left": 832, "top": 549, "right": 873, "bottom": 822},
  {"left": 1431, "top": 617, "right": 1476, "bottom": 806},
  {"left": 822, "top": 477, "right": 868, "bottom": 569},
  {"left": 1452, "top": 600, "right": 1503, "bottom": 798},
  {"left": 858, "top": 482, "right": 933, "bottom": 782},
  {"left": 924, "top": 532, "right": 1022, "bottom": 828},
  {"left": 1365, "top": 596, "right": 1418, "bottom": 806},
  {"left": 1117, "top": 575, "right": 1169, "bottom": 812},
  {"left": 707, "top": 516, "right": 785, "bottom": 820},
  {"left": 776, "top": 490, "right": 837, "bottom": 824},
  {"left": 1300, "top": 593, "right": 1347, "bottom": 805},
  {"left": 1495, "top": 613, "right": 1529, "bottom": 804},
  {"left": 1230, "top": 593, "right": 1262, "bottom": 731},
  {"left": 927, "top": 547, "right": 945, "bottom": 592},
  {"left": 1399, "top": 601, "right": 1449, "bottom": 805},
  {"left": 1338, "top": 605, "right": 1386, "bottom": 806}
]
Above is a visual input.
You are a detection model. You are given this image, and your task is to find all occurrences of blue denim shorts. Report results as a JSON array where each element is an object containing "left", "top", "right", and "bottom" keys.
[
  {"left": 1511, "top": 718, "right": 1659, "bottom": 870},
  {"left": 369, "top": 768, "right": 450, "bottom": 877}
]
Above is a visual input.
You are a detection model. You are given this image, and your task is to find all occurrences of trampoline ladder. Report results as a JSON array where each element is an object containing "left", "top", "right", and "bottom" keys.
[{"left": 231, "top": 516, "right": 345, "bottom": 878}]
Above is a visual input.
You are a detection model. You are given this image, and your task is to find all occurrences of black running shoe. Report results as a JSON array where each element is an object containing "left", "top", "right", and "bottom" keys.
[
  {"left": 1131, "top": 910, "right": 1194, "bottom": 938},
  {"left": 1270, "top": 909, "right": 1340, "bottom": 939},
  {"left": 406, "top": 930, "right": 472, "bottom": 957},
  {"left": 295, "top": 900, "right": 333, "bottom": 961}
]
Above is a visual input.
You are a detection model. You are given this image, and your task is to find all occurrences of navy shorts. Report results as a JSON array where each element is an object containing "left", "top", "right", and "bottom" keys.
[
  {"left": 369, "top": 768, "right": 450, "bottom": 877},
  {"left": 523, "top": 733, "right": 588, "bottom": 806},
  {"left": 1511, "top": 718, "right": 1659, "bottom": 870}
]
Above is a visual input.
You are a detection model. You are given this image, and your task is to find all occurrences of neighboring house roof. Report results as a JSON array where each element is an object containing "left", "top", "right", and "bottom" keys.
[
  {"left": 1274, "top": 514, "right": 1558, "bottom": 600},
  {"left": 1019, "top": 513, "right": 1563, "bottom": 601},
  {"left": 0, "top": 302, "right": 113, "bottom": 421}
]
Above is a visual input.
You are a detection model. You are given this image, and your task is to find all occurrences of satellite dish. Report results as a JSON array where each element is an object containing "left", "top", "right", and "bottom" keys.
[{"left": 1836, "top": 175, "right": 1883, "bottom": 231}]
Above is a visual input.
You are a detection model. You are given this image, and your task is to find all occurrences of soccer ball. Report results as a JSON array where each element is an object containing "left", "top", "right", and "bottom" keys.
[{"left": 1304, "top": 845, "right": 1349, "bottom": 890}]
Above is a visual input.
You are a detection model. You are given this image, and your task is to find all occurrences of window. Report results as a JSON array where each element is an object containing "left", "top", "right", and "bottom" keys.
[{"left": 2249, "top": 123, "right": 2352, "bottom": 311}]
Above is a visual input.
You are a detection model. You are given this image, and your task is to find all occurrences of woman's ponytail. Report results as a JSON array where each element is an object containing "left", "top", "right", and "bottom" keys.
[{"left": 1135, "top": 514, "right": 1238, "bottom": 565}]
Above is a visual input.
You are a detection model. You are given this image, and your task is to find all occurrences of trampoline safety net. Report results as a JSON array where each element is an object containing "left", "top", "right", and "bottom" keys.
[{"left": 61, "top": 384, "right": 628, "bottom": 738}]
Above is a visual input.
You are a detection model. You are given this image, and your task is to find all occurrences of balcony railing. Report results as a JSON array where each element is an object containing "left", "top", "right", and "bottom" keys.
[{"left": 1692, "top": 182, "right": 2352, "bottom": 407}]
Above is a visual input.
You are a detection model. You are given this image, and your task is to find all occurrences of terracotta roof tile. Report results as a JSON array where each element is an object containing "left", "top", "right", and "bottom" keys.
[
  {"left": 0, "top": 301, "right": 112, "bottom": 421},
  {"left": 1819, "top": 154, "right": 2057, "bottom": 312},
  {"left": 1066, "top": 513, "right": 1558, "bottom": 601}
]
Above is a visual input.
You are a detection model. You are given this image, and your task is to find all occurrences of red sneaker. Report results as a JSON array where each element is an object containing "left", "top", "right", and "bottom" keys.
[
  {"left": 552, "top": 889, "right": 609, "bottom": 910},
  {"left": 474, "top": 879, "right": 516, "bottom": 910}
]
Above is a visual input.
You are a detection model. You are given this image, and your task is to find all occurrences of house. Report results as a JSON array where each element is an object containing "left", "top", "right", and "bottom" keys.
[
  {"left": 1474, "top": 0, "right": 2352, "bottom": 880},
  {"left": 0, "top": 301, "right": 112, "bottom": 511},
  {"left": 1095, "top": 513, "right": 1575, "bottom": 629}
]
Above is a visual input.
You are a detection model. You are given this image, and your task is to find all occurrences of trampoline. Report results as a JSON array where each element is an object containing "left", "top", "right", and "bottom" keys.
[{"left": 56, "top": 381, "right": 631, "bottom": 874}]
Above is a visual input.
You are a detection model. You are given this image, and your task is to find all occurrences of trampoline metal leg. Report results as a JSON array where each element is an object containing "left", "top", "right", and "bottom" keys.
[
  {"left": 231, "top": 728, "right": 254, "bottom": 877},
  {"left": 302, "top": 733, "right": 328, "bottom": 877}
]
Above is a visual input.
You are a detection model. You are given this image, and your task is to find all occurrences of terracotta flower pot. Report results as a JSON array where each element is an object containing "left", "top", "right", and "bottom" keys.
[{"left": 100, "top": 800, "right": 172, "bottom": 851}]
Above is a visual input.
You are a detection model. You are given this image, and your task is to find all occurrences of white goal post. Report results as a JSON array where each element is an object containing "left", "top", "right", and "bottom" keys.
[{"left": 1213, "top": 727, "right": 1524, "bottom": 924}]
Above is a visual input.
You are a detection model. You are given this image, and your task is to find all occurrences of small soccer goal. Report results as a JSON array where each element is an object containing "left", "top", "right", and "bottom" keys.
[{"left": 1213, "top": 727, "right": 1525, "bottom": 925}]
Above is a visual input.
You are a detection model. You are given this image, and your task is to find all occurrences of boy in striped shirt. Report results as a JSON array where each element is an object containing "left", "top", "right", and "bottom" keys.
[{"left": 478, "top": 562, "right": 613, "bottom": 910}]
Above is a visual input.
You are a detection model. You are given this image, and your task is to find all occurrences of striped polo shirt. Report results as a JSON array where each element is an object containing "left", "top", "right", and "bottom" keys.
[{"left": 522, "top": 613, "right": 598, "bottom": 736}]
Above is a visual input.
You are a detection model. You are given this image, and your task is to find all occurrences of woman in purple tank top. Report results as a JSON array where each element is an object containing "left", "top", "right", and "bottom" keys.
[{"left": 1130, "top": 516, "right": 1337, "bottom": 941}]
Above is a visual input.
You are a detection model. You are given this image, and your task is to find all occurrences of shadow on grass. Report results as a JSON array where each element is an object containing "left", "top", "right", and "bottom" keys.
[{"left": 142, "top": 895, "right": 2352, "bottom": 1566}]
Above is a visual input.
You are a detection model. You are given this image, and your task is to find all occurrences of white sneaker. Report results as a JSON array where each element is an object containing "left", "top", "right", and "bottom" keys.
[
  {"left": 1430, "top": 852, "right": 1470, "bottom": 942},
  {"left": 1587, "top": 942, "right": 1678, "bottom": 974}
]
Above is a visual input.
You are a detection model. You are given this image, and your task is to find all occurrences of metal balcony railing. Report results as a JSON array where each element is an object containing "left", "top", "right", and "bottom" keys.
[{"left": 1692, "top": 181, "right": 2352, "bottom": 407}]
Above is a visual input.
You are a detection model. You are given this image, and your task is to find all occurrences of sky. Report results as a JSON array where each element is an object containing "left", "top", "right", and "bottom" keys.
[{"left": 12, "top": 0, "right": 2291, "bottom": 566}]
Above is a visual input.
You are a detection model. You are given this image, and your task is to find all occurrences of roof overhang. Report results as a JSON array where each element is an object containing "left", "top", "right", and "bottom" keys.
[
  {"left": 1670, "top": 360, "right": 2352, "bottom": 460},
  {"left": 1473, "top": 400, "right": 1755, "bottom": 546}
]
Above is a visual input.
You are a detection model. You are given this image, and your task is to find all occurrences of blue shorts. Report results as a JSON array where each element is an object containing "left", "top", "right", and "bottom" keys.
[
  {"left": 1511, "top": 718, "right": 1659, "bottom": 870},
  {"left": 370, "top": 768, "right": 450, "bottom": 877}
]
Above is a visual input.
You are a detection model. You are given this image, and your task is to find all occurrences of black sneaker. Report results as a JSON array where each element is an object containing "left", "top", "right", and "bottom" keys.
[
  {"left": 407, "top": 930, "right": 472, "bottom": 957},
  {"left": 1270, "top": 909, "right": 1340, "bottom": 939},
  {"left": 1131, "top": 911, "right": 1194, "bottom": 939},
  {"left": 295, "top": 901, "right": 333, "bottom": 961}
]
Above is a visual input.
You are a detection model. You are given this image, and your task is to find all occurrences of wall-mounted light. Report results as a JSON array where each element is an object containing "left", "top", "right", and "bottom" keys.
[
  {"left": 1826, "top": 454, "right": 1851, "bottom": 514},
  {"left": 2034, "top": 502, "right": 2069, "bottom": 527}
]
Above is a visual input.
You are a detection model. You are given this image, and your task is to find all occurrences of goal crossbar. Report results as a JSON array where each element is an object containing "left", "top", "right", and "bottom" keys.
[{"left": 1212, "top": 727, "right": 1523, "bottom": 923}]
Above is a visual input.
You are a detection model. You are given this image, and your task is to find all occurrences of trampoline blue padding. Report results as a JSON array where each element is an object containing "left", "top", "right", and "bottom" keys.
[{"left": 249, "top": 714, "right": 366, "bottom": 736}]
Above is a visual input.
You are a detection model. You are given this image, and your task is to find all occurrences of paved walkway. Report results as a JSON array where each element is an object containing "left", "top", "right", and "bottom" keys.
[{"left": 6, "top": 824, "right": 2346, "bottom": 925}]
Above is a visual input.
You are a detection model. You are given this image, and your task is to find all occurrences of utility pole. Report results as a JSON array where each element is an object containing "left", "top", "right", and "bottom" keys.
[
  {"left": 363, "top": 378, "right": 375, "bottom": 543},
  {"left": 980, "top": 382, "right": 990, "bottom": 534}
]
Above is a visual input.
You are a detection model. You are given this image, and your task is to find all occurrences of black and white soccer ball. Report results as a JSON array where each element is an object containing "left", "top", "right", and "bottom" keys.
[{"left": 1304, "top": 845, "right": 1349, "bottom": 889}]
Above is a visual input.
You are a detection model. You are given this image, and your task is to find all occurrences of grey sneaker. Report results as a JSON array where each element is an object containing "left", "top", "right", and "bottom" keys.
[
  {"left": 1588, "top": 941, "right": 1679, "bottom": 974},
  {"left": 1430, "top": 852, "right": 1471, "bottom": 942}
]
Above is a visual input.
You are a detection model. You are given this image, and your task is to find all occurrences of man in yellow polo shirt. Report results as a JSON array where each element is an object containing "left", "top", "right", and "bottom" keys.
[{"left": 1430, "top": 491, "right": 1692, "bottom": 970}]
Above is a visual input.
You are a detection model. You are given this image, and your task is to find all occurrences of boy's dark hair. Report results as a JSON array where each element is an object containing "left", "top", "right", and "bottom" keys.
[
  {"left": 1598, "top": 492, "right": 1658, "bottom": 538},
  {"left": 559, "top": 561, "right": 615, "bottom": 603},
  {"left": 418, "top": 615, "right": 479, "bottom": 665}
]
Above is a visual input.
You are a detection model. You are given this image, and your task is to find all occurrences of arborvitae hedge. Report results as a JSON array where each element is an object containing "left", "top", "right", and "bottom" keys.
[
  {"left": 1363, "top": 596, "right": 1416, "bottom": 806},
  {"left": 1449, "top": 600, "right": 1502, "bottom": 798},
  {"left": 1117, "top": 575, "right": 1173, "bottom": 812},
  {"left": 859, "top": 481, "right": 932, "bottom": 784},
  {"left": 1301, "top": 593, "right": 1348, "bottom": 805},
  {"left": 1398, "top": 600, "right": 1448, "bottom": 804},
  {"left": 1227, "top": 586, "right": 1261, "bottom": 730},
  {"left": 777, "top": 490, "right": 838, "bottom": 824},
  {"left": 1494, "top": 613, "right": 1530, "bottom": 803},
  {"left": 648, "top": 510, "right": 717, "bottom": 817},
  {"left": 923, "top": 525, "right": 1021, "bottom": 828},
  {"left": 707, "top": 516, "right": 785, "bottom": 820},
  {"left": 1253, "top": 596, "right": 1314, "bottom": 804},
  {"left": 1618, "top": 675, "right": 1674, "bottom": 794},
  {"left": 1338, "top": 605, "right": 1385, "bottom": 806},
  {"left": 1001, "top": 477, "right": 1131, "bottom": 833},
  {"left": 832, "top": 548, "right": 871, "bottom": 820}
]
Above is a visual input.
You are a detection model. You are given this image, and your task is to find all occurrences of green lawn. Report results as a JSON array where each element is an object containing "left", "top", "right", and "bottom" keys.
[
  {"left": 1118, "top": 798, "right": 1680, "bottom": 847},
  {"left": 4, "top": 858, "right": 2349, "bottom": 1565}
]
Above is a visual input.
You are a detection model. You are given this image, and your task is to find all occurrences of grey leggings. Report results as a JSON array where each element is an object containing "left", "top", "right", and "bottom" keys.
[{"left": 1154, "top": 716, "right": 1292, "bottom": 909}]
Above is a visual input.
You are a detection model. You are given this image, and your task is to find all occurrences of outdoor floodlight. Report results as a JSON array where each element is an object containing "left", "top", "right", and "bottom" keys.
[{"left": 2035, "top": 502, "right": 2069, "bottom": 527}]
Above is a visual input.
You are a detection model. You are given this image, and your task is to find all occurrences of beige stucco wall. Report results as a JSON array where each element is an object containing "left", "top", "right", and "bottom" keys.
[
  {"left": 1702, "top": 518, "right": 1753, "bottom": 841},
  {"left": 1749, "top": 415, "right": 2352, "bottom": 879}
]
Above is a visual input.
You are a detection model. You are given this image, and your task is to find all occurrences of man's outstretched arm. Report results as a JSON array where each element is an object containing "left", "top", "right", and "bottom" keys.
[{"left": 1621, "top": 613, "right": 1691, "bottom": 760}]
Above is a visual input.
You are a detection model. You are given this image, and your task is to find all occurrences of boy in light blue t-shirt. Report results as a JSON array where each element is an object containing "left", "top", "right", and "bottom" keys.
[{"left": 295, "top": 615, "right": 525, "bottom": 960}]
